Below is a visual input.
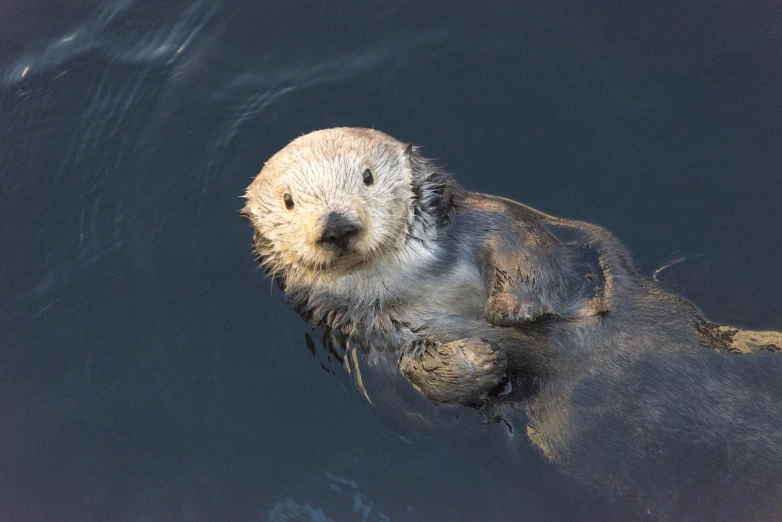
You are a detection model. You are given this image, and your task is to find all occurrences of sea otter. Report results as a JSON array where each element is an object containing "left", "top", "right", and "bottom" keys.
[{"left": 242, "top": 127, "right": 782, "bottom": 519}]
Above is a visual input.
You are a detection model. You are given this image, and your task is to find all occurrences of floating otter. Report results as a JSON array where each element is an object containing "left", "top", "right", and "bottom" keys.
[{"left": 242, "top": 128, "right": 782, "bottom": 519}]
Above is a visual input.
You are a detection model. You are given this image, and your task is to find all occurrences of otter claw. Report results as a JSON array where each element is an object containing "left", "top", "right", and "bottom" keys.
[{"left": 408, "top": 339, "right": 438, "bottom": 357}]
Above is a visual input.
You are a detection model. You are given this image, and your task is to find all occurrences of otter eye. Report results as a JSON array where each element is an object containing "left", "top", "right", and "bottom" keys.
[
  {"left": 362, "top": 168, "right": 374, "bottom": 186},
  {"left": 283, "top": 193, "right": 294, "bottom": 209}
]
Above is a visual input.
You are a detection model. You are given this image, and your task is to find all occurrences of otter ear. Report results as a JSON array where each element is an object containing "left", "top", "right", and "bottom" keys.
[
  {"left": 404, "top": 143, "right": 414, "bottom": 157},
  {"left": 408, "top": 147, "right": 464, "bottom": 227}
]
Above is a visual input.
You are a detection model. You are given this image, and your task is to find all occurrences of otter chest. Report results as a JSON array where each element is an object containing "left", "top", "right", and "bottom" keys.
[{"left": 409, "top": 261, "right": 487, "bottom": 318}]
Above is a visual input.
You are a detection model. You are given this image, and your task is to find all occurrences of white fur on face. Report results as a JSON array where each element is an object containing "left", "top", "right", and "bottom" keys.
[{"left": 243, "top": 128, "right": 415, "bottom": 281}]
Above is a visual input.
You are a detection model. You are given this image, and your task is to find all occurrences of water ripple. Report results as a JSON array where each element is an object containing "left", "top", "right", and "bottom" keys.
[
  {"left": 3, "top": 0, "right": 215, "bottom": 86},
  {"left": 200, "top": 21, "right": 460, "bottom": 183}
]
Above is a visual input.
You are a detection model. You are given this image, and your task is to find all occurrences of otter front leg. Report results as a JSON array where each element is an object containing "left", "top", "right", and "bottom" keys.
[
  {"left": 482, "top": 229, "right": 567, "bottom": 327},
  {"left": 398, "top": 338, "right": 507, "bottom": 405},
  {"left": 485, "top": 282, "right": 553, "bottom": 326}
]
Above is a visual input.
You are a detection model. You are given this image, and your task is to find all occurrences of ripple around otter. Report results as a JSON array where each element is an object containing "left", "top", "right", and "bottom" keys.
[{"left": 0, "top": 0, "right": 780, "bottom": 520}]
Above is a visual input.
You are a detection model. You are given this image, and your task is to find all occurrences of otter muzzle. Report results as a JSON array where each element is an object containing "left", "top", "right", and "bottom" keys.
[{"left": 318, "top": 212, "right": 362, "bottom": 253}]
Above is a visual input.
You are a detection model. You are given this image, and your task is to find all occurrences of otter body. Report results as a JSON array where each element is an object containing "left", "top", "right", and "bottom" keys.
[{"left": 243, "top": 128, "right": 782, "bottom": 518}]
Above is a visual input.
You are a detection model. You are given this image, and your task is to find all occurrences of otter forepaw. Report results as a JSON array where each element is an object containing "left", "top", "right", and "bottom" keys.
[
  {"left": 485, "top": 292, "right": 549, "bottom": 327},
  {"left": 399, "top": 338, "right": 508, "bottom": 405}
]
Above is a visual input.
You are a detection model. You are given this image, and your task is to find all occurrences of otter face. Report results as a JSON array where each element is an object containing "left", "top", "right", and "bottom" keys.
[{"left": 242, "top": 128, "right": 418, "bottom": 277}]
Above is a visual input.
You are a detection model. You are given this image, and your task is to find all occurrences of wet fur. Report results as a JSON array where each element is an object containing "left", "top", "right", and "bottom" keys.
[{"left": 243, "top": 128, "right": 782, "bottom": 520}]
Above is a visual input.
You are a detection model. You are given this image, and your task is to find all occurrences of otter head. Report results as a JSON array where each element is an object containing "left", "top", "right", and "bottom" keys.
[{"left": 242, "top": 127, "right": 461, "bottom": 287}]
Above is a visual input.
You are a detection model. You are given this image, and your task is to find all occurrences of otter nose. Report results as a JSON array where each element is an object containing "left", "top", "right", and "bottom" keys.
[{"left": 318, "top": 212, "right": 362, "bottom": 250}]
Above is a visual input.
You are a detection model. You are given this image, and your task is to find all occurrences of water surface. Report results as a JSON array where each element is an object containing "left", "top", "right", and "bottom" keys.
[{"left": 1, "top": 1, "right": 780, "bottom": 520}]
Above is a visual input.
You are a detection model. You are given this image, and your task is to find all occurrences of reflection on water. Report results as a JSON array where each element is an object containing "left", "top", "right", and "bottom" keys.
[
  {"left": 268, "top": 472, "right": 398, "bottom": 522},
  {"left": 1, "top": 0, "right": 780, "bottom": 520}
]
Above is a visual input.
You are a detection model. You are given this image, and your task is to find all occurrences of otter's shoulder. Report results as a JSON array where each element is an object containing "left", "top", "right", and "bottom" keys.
[
  {"left": 457, "top": 193, "right": 587, "bottom": 254},
  {"left": 455, "top": 193, "right": 557, "bottom": 240},
  {"left": 460, "top": 193, "right": 547, "bottom": 224},
  {"left": 465, "top": 193, "right": 637, "bottom": 272},
  {"left": 461, "top": 193, "right": 609, "bottom": 242}
]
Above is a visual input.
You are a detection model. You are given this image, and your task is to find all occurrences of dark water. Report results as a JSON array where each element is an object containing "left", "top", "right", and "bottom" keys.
[{"left": 1, "top": 1, "right": 781, "bottom": 520}]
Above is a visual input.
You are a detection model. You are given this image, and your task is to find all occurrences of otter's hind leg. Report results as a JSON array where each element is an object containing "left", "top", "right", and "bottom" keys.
[
  {"left": 698, "top": 321, "right": 782, "bottom": 354},
  {"left": 398, "top": 338, "right": 508, "bottom": 405}
]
